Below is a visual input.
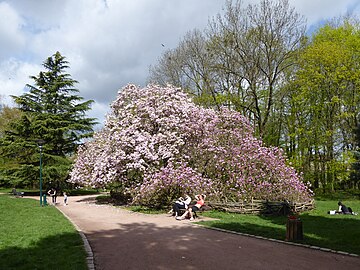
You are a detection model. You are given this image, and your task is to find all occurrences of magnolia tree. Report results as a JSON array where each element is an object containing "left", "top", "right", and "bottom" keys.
[{"left": 69, "top": 84, "right": 312, "bottom": 206}]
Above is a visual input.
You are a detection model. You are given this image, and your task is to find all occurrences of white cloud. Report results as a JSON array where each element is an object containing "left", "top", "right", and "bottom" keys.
[
  {"left": 0, "top": 2, "right": 25, "bottom": 60},
  {"left": 289, "top": 0, "right": 359, "bottom": 25},
  {"left": 8, "top": 0, "right": 68, "bottom": 30},
  {"left": 0, "top": 58, "right": 41, "bottom": 104},
  {"left": 88, "top": 101, "right": 111, "bottom": 131},
  {"left": 0, "top": 0, "right": 359, "bottom": 126}
]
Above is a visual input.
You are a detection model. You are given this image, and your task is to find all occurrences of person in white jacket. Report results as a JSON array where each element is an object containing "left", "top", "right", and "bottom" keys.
[
  {"left": 172, "top": 194, "right": 191, "bottom": 217},
  {"left": 177, "top": 194, "right": 206, "bottom": 221}
]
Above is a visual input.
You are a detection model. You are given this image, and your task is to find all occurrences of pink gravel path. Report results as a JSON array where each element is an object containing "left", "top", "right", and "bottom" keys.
[{"left": 54, "top": 195, "right": 360, "bottom": 270}]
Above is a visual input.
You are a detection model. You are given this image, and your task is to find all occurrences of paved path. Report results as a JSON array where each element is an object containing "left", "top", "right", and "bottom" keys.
[{"left": 54, "top": 195, "right": 360, "bottom": 270}]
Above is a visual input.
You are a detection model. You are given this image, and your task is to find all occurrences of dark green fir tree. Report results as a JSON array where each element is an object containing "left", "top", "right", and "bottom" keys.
[{"left": 0, "top": 52, "right": 97, "bottom": 188}]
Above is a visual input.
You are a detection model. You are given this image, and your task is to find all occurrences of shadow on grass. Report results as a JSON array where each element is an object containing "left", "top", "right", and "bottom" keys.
[
  {"left": 297, "top": 213, "right": 360, "bottom": 254},
  {"left": 205, "top": 213, "right": 360, "bottom": 255},
  {"left": 263, "top": 213, "right": 360, "bottom": 250},
  {"left": 203, "top": 219, "right": 287, "bottom": 241},
  {"left": 0, "top": 232, "right": 87, "bottom": 270}
]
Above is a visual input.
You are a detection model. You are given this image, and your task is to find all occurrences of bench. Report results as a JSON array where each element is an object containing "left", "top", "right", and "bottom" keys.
[
  {"left": 178, "top": 207, "right": 198, "bottom": 218},
  {"left": 178, "top": 204, "right": 211, "bottom": 219},
  {"left": 12, "top": 189, "right": 24, "bottom": 197}
]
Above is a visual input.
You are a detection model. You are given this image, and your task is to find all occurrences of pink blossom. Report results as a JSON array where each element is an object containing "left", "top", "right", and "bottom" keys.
[{"left": 69, "top": 84, "right": 312, "bottom": 204}]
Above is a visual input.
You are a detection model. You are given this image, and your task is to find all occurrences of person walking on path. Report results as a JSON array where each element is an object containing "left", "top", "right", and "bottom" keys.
[{"left": 63, "top": 192, "right": 68, "bottom": 205}]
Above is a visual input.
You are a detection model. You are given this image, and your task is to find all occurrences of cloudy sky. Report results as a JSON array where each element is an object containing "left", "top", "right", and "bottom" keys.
[{"left": 1, "top": 0, "right": 360, "bottom": 129}]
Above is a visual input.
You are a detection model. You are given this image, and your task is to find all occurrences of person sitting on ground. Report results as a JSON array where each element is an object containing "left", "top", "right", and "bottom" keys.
[
  {"left": 176, "top": 194, "right": 206, "bottom": 221},
  {"left": 171, "top": 194, "right": 191, "bottom": 218},
  {"left": 336, "top": 201, "right": 351, "bottom": 214}
]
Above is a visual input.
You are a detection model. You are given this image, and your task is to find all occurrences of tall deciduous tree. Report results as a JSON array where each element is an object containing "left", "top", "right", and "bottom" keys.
[
  {"left": 288, "top": 21, "right": 360, "bottom": 191},
  {"left": 350, "top": 122, "right": 360, "bottom": 189},
  {"left": 0, "top": 52, "right": 97, "bottom": 188},
  {"left": 208, "top": 0, "right": 306, "bottom": 141},
  {"left": 0, "top": 105, "right": 23, "bottom": 187},
  {"left": 0, "top": 105, "right": 22, "bottom": 137},
  {"left": 149, "top": 29, "right": 222, "bottom": 109},
  {"left": 149, "top": 0, "right": 306, "bottom": 144}
]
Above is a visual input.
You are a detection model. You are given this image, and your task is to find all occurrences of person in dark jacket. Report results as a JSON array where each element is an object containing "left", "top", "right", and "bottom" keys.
[{"left": 337, "top": 201, "right": 351, "bottom": 214}]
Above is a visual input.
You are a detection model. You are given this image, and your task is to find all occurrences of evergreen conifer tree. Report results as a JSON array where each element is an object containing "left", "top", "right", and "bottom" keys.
[{"left": 0, "top": 52, "right": 97, "bottom": 188}]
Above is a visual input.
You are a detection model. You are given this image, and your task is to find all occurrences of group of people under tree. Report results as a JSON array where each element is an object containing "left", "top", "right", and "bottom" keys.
[
  {"left": 46, "top": 187, "right": 68, "bottom": 205},
  {"left": 170, "top": 193, "right": 206, "bottom": 221}
]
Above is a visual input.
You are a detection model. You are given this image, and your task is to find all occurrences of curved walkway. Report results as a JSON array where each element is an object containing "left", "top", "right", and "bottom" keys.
[{"left": 55, "top": 195, "right": 360, "bottom": 270}]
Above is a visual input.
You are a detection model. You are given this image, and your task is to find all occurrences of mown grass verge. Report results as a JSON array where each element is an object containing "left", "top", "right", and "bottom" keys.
[
  {"left": 200, "top": 199, "right": 360, "bottom": 255},
  {"left": 0, "top": 194, "right": 87, "bottom": 270}
]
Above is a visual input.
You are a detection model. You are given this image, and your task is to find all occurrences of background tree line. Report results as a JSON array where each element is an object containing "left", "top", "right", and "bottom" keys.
[
  {"left": 1, "top": 0, "right": 359, "bottom": 194},
  {"left": 148, "top": 0, "right": 360, "bottom": 192}
]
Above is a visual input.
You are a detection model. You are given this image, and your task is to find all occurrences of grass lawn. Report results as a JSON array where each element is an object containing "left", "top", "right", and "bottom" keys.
[
  {"left": 200, "top": 199, "right": 360, "bottom": 255},
  {"left": 0, "top": 194, "right": 87, "bottom": 270}
]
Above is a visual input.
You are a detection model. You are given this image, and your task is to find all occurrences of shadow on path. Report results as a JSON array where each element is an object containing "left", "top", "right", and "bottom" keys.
[{"left": 83, "top": 219, "right": 360, "bottom": 270}]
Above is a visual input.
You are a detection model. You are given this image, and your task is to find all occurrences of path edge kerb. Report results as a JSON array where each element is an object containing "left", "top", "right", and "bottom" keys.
[
  {"left": 56, "top": 207, "right": 95, "bottom": 270},
  {"left": 193, "top": 223, "right": 360, "bottom": 258}
]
